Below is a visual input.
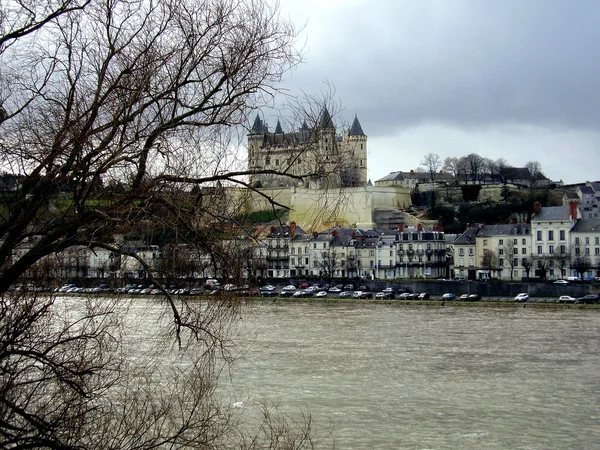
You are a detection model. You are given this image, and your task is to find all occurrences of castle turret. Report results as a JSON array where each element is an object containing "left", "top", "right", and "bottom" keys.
[
  {"left": 345, "top": 114, "right": 368, "bottom": 186},
  {"left": 248, "top": 114, "right": 266, "bottom": 186}
]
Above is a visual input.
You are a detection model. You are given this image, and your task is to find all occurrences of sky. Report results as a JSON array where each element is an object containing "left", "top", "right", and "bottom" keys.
[{"left": 266, "top": 0, "right": 600, "bottom": 185}]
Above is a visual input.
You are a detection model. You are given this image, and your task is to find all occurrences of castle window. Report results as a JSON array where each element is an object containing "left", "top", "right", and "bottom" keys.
[
  {"left": 265, "top": 157, "right": 271, "bottom": 165},
  {"left": 275, "top": 159, "right": 279, "bottom": 166},
  {"left": 360, "top": 160, "right": 363, "bottom": 167},
  {"left": 361, "top": 144, "right": 363, "bottom": 150}
]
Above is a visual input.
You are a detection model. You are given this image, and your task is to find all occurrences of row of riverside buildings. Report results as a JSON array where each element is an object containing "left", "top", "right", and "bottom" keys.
[{"left": 15, "top": 201, "right": 600, "bottom": 283}]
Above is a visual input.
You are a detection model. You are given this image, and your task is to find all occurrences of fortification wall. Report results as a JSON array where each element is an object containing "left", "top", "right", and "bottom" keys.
[{"left": 235, "top": 185, "right": 411, "bottom": 231}]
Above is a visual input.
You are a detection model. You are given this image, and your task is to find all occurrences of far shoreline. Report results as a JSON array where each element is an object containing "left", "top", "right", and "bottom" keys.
[{"left": 241, "top": 296, "right": 600, "bottom": 309}]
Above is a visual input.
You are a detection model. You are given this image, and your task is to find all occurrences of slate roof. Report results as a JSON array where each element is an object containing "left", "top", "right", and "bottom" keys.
[
  {"left": 376, "top": 171, "right": 454, "bottom": 183},
  {"left": 274, "top": 119, "right": 283, "bottom": 134},
  {"left": 266, "top": 224, "right": 305, "bottom": 238},
  {"left": 578, "top": 185, "right": 594, "bottom": 195},
  {"left": 319, "top": 106, "right": 335, "bottom": 129},
  {"left": 570, "top": 219, "right": 600, "bottom": 233},
  {"left": 251, "top": 114, "right": 265, "bottom": 133},
  {"left": 477, "top": 224, "right": 530, "bottom": 237},
  {"left": 531, "top": 206, "right": 572, "bottom": 221},
  {"left": 452, "top": 228, "right": 479, "bottom": 245},
  {"left": 348, "top": 115, "right": 365, "bottom": 136}
]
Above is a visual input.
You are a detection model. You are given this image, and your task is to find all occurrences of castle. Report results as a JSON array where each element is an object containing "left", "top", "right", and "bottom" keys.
[
  {"left": 245, "top": 108, "right": 411, "bottom": 230},
  {"left": 248, "top": 108, "right": 368, "bottom": 189}
]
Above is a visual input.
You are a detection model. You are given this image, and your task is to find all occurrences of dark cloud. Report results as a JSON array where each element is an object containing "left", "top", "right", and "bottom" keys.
[{"left": 274, "top": 0, "right": 600, "bottom": 184}]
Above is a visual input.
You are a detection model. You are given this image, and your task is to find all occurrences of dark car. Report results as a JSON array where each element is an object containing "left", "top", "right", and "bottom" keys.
[
  {"left": 417, "top": 292, "right": 430, "bottom": 300},
  {"left": 576, "top": 294, "right": 599, "bottom": 304}
]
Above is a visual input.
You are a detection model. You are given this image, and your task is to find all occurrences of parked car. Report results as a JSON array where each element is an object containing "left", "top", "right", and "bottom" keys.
[
  {"left": 398, "top": 292, "right": 412, "bottom": 300},
  {"left": 328, "top": 286, "right": 341, "bottom": 293},
  {"left": 339, "top": 291, "right": 353, "bottom": 298},
  {"left": 441, "top": 293, "right": 456, "bottom": 300},
  {"left": 281, "top": 285, "right": 297, "bottom": 292},
  {"left": 459, "top": 294, "right": 470, "bottom": 300},
  {"left": 260, "top": 285, "right": 276, "bottom": 292},
  {"left": 343, "top": 284, "right": 354, "bottom": 290},
  {"left": 315, "top": 290, "right": 328, "bottom": 298},
  {"left": 293, "top": 290, "right": 309, "bottom": 298},
  {"left": 515, "top": 293, "right": 529, "bottom": 302},
  {"left": 417, "top": 292, "right": 430, "bottom": 300},
  {"left": 468, "top": 294, "right": 481, "bottom": 301},
  {"left": 298, "top": 282, "right": 310, "bottom": 289},
  {"left": 558, "top": 295, "right": 576, "bottom": 303},
  {"left": 577, "top": 294, "right": 599, "bottom": 304},
  {"left": 375, "top": 292, "right": 387, "bottom": 299},
  {"left": 553, "top": 280, "right": 569, "bottom": 284}
]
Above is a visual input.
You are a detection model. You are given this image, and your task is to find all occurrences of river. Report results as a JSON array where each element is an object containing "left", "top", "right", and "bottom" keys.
[{"left": 224, "top": 302, "right": 600, "bottom": 449}]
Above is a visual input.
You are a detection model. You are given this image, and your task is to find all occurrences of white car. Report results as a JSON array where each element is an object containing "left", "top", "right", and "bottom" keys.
[
  {"left": 281, "top": 285, "right": 297, "bottom": 292},
  {"left": 260, "top": 285, "right": 276, "bottom": 291},
  {"left": 315, "top": 290, "right": 327, "bottom": 298},
  {"left": 559, "top": 295, "right": 576, "bottom": 303},
  {"left": 553, "top": 280, "right": 569, "bottom": 284},
  {"left": 515, "top": 293, "right": 529, "bottom": 302}
]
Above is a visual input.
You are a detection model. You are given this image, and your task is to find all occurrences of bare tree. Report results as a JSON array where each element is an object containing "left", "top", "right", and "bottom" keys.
[
  {"left": 503, "top": 239, "right": 517, "bottom": 281},
  {"left": 442, "top": 156, "right": 460, "bottom": 184},
  {"left": 480, "top": 250, "right": 499, "bottom": 280},
  {"left": 0, "top": 0, "right": 324, "bottom": 447},
  {"left": 522, "top": 256, "right": 534, "bottom": 280},
  {"left": 420, "top": 153, "right": 441, "bottom": 182},
  {"left": 465, "top": 153, "right": 485, "bottom": 184},
  {"left": 525, "top": 161, "right": 544, "bottom": 188},
  {"left": 456, "top": 156, "right": 470, "bottom": 184},
  {"left": 571, "top": 246, "right": 593, "bottom": 279},
  {"left": 316, "top": 249, "right": 339, "bottom": 285}
]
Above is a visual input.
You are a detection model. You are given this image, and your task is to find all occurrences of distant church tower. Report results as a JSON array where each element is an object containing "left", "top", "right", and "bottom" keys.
[{"left": 247, "top": 107, "right": 368, "bottom": 189}]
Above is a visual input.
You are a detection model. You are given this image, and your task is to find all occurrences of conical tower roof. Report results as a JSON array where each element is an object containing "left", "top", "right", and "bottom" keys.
[
  {"left": 349, "top": 114, "right": 365, "bottom": 136},
  {"left": 251, "top": 113, "right": 264, "bottom": 133},
  {"left": 275, "top": 119, "right": 283, "bottom": 134},
  {"left": 319, "top": 106, "right": 335, "bottom": 129}
]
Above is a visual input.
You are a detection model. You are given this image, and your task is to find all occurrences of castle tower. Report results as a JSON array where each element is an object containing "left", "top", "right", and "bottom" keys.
[
  {"left": 345, "top": 114, "right": 368, "bottom": 186},
  {"left": 248, "top": 113, "right": 266, "bottom": 186}
]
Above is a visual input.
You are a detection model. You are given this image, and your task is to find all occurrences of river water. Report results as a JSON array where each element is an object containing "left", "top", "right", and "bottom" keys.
[{"left": 225, "top": 302, "right": 600, "bottom": 449}]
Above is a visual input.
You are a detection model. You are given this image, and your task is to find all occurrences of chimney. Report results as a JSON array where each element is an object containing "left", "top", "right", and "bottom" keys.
[
  {"left": 417, "top": 223, "right": 423, "bottom": 231},
  {"left": 351, "top": 232, "right": 356, "bottom": 239},
  {"left": 533, "top": 201, "right": 542, "bottom": 215},
  {"left": 290, "top": 221, "right": 297, "bottom": 238},
  {"left": 569, "top": 200, "right": 578, "bottom": 220},
  {"left": 270, "top": 226, "right": 275, "bottom": 233},
  {"left": 332, "top": 229, "right": 338, "bottom": 237},
  {"left": 397, "top": 223, "right": 403, "bottom": 230}
]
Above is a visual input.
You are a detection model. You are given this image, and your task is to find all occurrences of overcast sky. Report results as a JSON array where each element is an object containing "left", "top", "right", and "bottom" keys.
[{"left": 267, "top": 0, "right": 600, "bottom": 185}]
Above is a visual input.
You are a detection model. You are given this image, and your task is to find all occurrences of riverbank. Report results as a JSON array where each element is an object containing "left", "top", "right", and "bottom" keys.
[{"left": 242, "top": 296, "right": 600, "bottom": 309}]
